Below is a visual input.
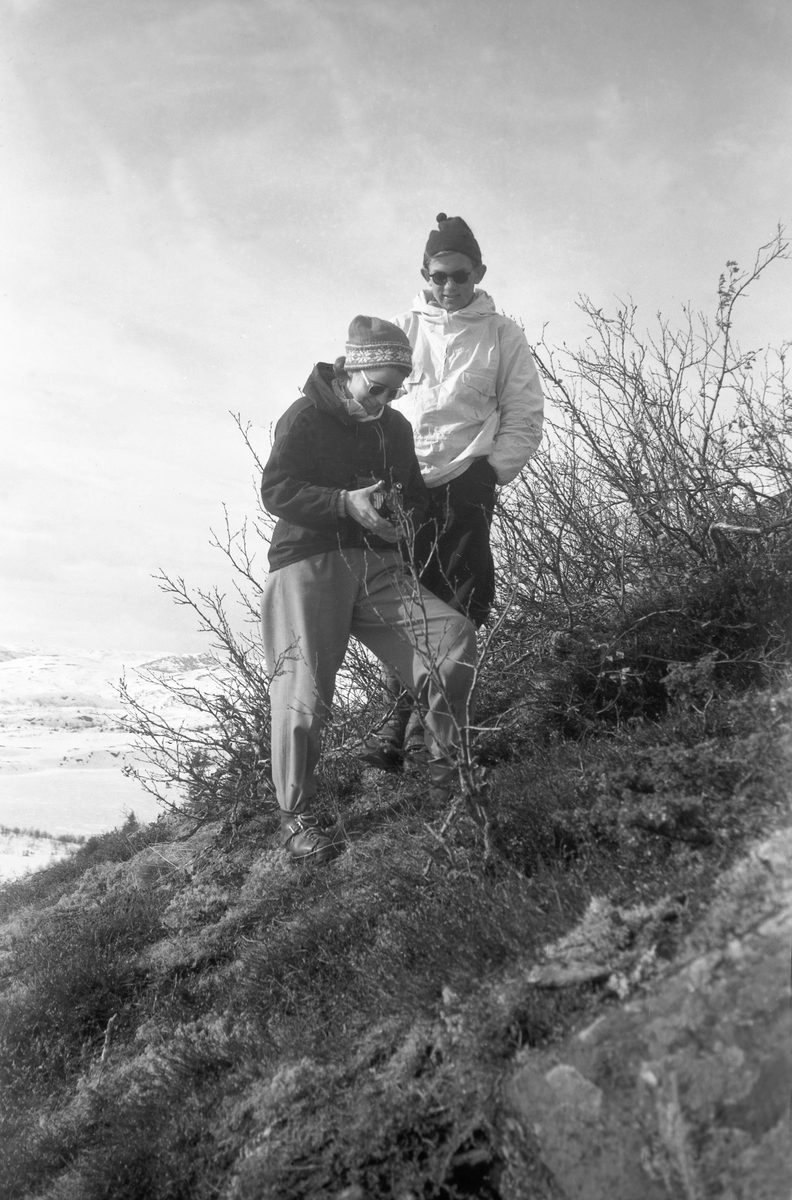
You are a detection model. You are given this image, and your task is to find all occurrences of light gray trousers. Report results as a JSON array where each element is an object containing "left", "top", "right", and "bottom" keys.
[{"left": 260, "top": 548, "right": 476, "bottom": 813}]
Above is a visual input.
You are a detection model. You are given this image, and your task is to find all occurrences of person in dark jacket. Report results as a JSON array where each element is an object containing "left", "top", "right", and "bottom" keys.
[{"left": 260, "top": 316, "right": 476, "bottom": 865}]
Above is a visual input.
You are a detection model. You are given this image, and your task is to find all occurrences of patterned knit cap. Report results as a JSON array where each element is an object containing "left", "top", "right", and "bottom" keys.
[
  {"left": 344, "top": 315, "right": 412, "bottom": 373},
  {"left": 423, "top": 212, "right": 482, "bottom": 266}
]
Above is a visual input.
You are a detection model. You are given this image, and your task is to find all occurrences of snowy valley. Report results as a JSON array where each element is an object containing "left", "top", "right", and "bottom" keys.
[{"left": 0, "top": 648, "right": 226, "bottom": 880}]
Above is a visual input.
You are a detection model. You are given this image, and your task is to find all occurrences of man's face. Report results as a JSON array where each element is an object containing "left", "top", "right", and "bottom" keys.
[{"left": 422, "top": 252, "right": 487, "bottom": 312}]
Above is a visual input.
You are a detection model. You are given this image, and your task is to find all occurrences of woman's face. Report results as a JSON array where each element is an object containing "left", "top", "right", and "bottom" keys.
[{"left": 345, "top": 366, "right": 407, "bottom": 416}]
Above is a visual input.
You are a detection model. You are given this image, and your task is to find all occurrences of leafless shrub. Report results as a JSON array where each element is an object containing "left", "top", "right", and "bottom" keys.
[
  {"left": 478, "top": 229, "right": 791, "bottom": 737},
  {"left": 510, "top": 227, "right": 789, "bottom": 601}
]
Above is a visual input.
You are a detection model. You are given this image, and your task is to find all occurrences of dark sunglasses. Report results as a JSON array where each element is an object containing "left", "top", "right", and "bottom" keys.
[
  {"left": 428, "top": 269, "right": 473, "bottom": 285},
  {"left": 359, "top": 370, "right": 402, "bottom": 400}
]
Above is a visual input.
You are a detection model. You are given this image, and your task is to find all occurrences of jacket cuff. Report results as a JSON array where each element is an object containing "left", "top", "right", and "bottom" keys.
[{"left": 336, "top": 490, "right": 348, "bottom": 519}]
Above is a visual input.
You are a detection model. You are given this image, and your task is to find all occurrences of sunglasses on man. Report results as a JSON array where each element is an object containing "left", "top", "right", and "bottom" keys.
[{"left": 427, "top": 269, "right": 473, "bottom": 285}]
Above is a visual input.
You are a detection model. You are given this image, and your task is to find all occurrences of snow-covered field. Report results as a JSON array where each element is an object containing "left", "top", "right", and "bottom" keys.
[
  {"left": 0, "top": 648, "right": 227, "bottom": 881},
  {"left": 0, "top": 828, "right": 83, "bottom": 881}
]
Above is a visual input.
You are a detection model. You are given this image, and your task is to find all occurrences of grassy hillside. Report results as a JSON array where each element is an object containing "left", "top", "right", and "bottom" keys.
[
  {"left": 1, "top": 678, "right": 790, "bottom": 1199},
  {"left": 1, "top": 241, "right": 790, "bottom": 1198}
]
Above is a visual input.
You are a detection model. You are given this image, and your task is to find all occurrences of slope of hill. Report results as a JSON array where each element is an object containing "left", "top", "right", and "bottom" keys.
[{"left": 0, "top": 671, "right": 789, "bottom": 1199}]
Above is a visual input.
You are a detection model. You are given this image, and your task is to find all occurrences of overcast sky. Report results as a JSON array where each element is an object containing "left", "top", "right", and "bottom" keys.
[{"left": 1, "top": 0, "right": 790, "bottom": 652}]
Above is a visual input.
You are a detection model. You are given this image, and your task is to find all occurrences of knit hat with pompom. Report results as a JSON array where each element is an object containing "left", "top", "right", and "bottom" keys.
[
  {"left": 423, "top": 212, "right": 482, "bottom": 266},
  {"left": 343, "top": 315, "right": 412, "bottom": 373}
]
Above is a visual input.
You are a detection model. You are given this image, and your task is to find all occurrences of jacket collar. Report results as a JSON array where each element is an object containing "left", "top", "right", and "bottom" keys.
[
  {"left": 302, "top": 363, "right": 393, "bottom": 429},
  {"left": 408, "top": 289, "right": 497, "bottom": 323}
]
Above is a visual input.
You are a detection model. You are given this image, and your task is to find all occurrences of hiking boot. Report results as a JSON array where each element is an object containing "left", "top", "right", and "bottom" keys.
[
  {"left": 279, "top": 813, "right": 343, "bottom": 865},
  {"left": 404, "top": 716, "right": 426, "bottom": 754},
  {"left": 402, "top": 710, "right": 430, "bottom": 773},
  {"left": 427, "top": 761, "right": 456, "bottom": 804},
  {"left": 359, "top": 702, "right": 411, "bottom": 773},
  {"left": 358, "top": 737, "right": 404, "bottom": 773}
]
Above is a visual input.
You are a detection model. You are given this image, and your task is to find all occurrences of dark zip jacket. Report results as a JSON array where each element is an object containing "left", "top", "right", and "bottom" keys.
[{"left": 261, "top": 363, "right": 430, "bottom": 571}]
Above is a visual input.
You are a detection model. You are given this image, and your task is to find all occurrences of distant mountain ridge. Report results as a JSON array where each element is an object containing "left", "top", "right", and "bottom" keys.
[
  {"left": 140, "top": 653, "right": 219, "bottom": 675},
  {"left": 0, "top": 648, "right": 223, "bottom": 841}
]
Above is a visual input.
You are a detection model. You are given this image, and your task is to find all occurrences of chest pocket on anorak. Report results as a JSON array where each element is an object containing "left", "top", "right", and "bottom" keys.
[{"left": 454, "top": 369, "right": 497, "bottom": 421}]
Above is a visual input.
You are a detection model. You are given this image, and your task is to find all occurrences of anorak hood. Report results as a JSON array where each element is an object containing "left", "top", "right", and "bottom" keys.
[
  {"left": 260, "top": 362, "right": 429, "bottom": 572},
  {"left": 407, "top": 289, "right": 497, "bottom": 325},
  {"left": 302, "top": 362, "right": 393, "bottom": 427}
]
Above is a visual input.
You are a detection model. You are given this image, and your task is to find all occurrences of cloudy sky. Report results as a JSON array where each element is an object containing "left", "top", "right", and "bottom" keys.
[{"left": 1, "top": 0, "right": 790, "bottom": 652}]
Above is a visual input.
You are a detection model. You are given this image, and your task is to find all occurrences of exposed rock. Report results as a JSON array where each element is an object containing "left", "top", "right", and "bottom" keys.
[
  {"left": 524, "top": 894, "right": 683, "bottom": 993},
  {"left": 504, "top": 826, "right": 792, "bottom": 1199}
]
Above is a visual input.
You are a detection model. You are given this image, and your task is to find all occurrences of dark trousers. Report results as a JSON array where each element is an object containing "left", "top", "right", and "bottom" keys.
[
  {"left": 414, "top": 457, "right": 497, "bottom": 628},
  {"left": 372, "top": 458, "right": 496, "bottom": 752}
]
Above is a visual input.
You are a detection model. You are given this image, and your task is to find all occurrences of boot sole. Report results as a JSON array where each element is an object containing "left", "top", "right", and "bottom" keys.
[{"left": 290, "top": 845, "right": 343, "bottom": 865}]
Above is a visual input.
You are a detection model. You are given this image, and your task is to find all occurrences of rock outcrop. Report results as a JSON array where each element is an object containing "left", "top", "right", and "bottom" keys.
[{"left": 505, "top": 826, "right": 792, "bottom": 1199}]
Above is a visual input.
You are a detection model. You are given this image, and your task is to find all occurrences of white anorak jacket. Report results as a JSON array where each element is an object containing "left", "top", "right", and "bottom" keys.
[{"left": 391, "top": 290, "right": 544, "bottom": 487}]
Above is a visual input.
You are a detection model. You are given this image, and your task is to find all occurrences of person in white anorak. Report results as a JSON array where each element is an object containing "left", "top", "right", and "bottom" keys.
[{"left": 361, "top": 213, "right": 544, "bottom": 772}]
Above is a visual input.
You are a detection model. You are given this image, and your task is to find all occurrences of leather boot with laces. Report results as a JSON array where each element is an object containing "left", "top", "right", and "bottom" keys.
[
  {"left": 402, "top": 709, "right": 429, "bottom": 772},
  {"left": 279, "top": 812, "right": 343, "bottom": 864},
  {"left": 359, "top": 706, "right": 411, "bottom": 773},
  {"left": 359, "top": 675, "right": 412, "bottom": 773}
]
